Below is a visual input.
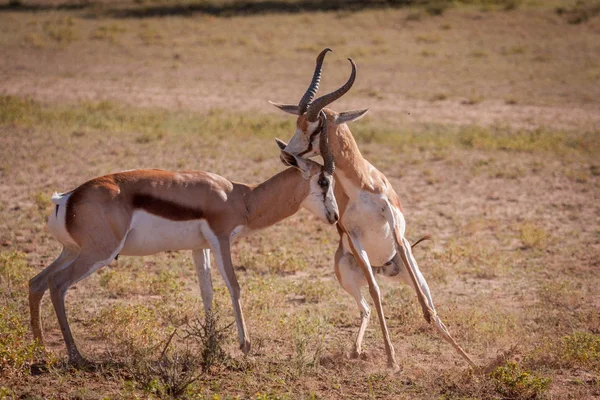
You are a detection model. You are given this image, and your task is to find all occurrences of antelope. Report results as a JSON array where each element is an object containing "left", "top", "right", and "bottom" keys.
[
  {"left": 29, "top": 145, "right": 338, "bottom": 366},
  {"left": 270, "top": 49, "right": 477, "bottom": 371}
]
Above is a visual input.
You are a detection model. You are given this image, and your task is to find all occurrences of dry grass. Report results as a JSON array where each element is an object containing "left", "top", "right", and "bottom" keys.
[{"left": 1, "top": 1, "right": 600, "bottom": 399}]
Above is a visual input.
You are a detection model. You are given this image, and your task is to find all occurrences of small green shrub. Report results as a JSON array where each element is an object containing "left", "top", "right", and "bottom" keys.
[
  {"left": 0, "top": 304, "right": 48, "bottom": 377},
  {"left": 0, "top": 251, "right": 34, "bottom": 300},
  {"left": 491, "top": 361, "right": 550, "bottom": 399},
  {"left": 560, "top": 332, "right": 600, "bottom": 370}
]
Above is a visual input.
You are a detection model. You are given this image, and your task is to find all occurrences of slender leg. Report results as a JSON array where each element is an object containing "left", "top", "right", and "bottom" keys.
[
  {"left": 200, "top": 224, "right": 250, "bottom": 354},
  {"left": 48, "top": 242, "right": 122, "bottom": 366},
  {"left": 390, "top": 208, "right": 477, "bottom": 367},
  {"left": 334, "top": 244, "right": 370, "bottom": 358},
  {"left": 29, "top": 247, "right": 79, "bottom": 345},
  {"left": 345, "top": 232, "right": 399, "bottom": 371},
  {"left": 192, "top": 248, "right": 213, "bottom": 317}
]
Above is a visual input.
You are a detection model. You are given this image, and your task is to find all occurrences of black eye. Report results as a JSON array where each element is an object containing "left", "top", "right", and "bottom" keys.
[{"left": 318, "top": 178, "right": 329, "bottom": 188}]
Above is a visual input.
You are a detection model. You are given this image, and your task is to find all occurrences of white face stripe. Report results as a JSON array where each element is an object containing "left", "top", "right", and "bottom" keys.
[{"left": 284, "top": 120, "right": 322, "bottom": 158}]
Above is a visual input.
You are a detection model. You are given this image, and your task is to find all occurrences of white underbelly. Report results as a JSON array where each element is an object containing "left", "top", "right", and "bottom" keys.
[
  {"left": 342, "top": 215, "right": 396, "bottom": 266},
  {"left": 120, "top": 210, "right": 207, "bottom": 256}
]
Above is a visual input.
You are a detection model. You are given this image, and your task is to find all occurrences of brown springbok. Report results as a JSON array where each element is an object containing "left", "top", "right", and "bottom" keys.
[
  {"left": 29, "top": 145, "right": 338, "bottom": 366},
  {"left": 270, "top": 49, "right": 476, "bottom": 371}
]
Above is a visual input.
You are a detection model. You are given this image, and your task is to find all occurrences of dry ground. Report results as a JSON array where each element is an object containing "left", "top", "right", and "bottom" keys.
[{"left": 1, "top": 1, "right": 599, "bottom": 399}]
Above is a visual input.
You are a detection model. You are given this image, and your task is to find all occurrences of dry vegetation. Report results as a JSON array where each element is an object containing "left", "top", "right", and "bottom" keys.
[{"left": 1, "top": 0, "right": 599, "bottom": 399}]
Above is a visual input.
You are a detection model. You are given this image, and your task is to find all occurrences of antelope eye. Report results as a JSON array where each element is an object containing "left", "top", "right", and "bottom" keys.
[{"left": 318, "top": 178, "right": 329, "bottom": 188}]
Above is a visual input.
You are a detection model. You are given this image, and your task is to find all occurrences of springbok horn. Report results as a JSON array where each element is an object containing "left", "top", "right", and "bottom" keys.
[
  {"left": 306, "top": 58, "right": 356, "bottom": 122},
  {"left": 298, "top": 48, "right": 332, "bottom": 114},
  {"left": 318, "top": 111, "right": 335, "bottom": 175}
]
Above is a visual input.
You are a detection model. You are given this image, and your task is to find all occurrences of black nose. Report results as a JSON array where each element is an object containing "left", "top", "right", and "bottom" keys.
[{"left": 333, "top": 213, "right": 339, "bottom": 223}]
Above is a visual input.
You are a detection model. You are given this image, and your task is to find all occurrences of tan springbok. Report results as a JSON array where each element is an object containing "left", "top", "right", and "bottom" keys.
[
  {"left": 29, "top": 144, "right": 338, "bottom": 366},
  {"left": 270, "top": 49, "right": 476, "bottom": 371}
]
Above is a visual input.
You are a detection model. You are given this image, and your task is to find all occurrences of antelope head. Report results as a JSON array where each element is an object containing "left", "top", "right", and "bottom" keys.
[
  {"left": 270, "top": 48, "right": 369, "bottom": 159},
  {"left": 275, "top": 119, "right": 338, "bottom": 225}
]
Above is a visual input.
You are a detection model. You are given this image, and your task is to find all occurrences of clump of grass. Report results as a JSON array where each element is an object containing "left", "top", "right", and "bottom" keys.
[
  {"left": 462, "top": 96, "right": 483, "bottom": 105},
  {"left": 436, "top": 239, "right": 506, "bottom": 279},
  {"left": 139, "top": 23, "right": 163, "bottom": 46},
  {"left": 469, "top": 50, "right": 488, "bottom": 58},
  {"left": 420, "top": 49, "right": 437, "bottom": 57},
  {"left": 490, "top": 361, "right": 551, "bottom": 399},
  {"left": 90, "top": 304, "right": 162, "bottom": 359},
  {"left": 538, "top": 280, "right": 582, "bottom": 310},
  {"left": 0, "top": 304, "right": 51, "bottom": 378},
  {"left": 0, "top": 251, "right": 34, "bottom": 300},
  {"left": 430, "top": 93, "right": 448, "bottom": 101},
  {"left": 528, "top": 332, "right": 600, "bottom": 373},
  {"left": 91, "top": 23, "right": 126, "bottom": 43},
  {"left": 150, "top": 270, "right": 185, "bottom": 297},
  {"left": 518, "top": 222, "right": 549, "bottom": 250},
  {"left": 292, "top": 315, "right": 328, "bottom": 378},
  {"left": 0, "top": 251, "right": 50, "bottom": 377},
  {"left": 501, "top": 45, "right": 527, "bottom": 55},
  {"left": 559, "top": 332, "right": 600, "bottom": 370},
  {"left": 43, "top": 17, "right": 78, "bottom": 45},
  {"left": 490, "top": 164, "right": 525, "bottom": 180},
  {"left": 416, "top": 34, "right": 441, "bottom": 44},
  {"left": 135, "top": 132, "right": 164, "bottom": 144}
]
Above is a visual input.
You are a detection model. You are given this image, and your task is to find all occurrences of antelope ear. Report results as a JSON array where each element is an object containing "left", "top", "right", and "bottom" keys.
[
  {"left": 275, "top": 138, "right": 288, "bottom": 150},
  {"left": 269, "top": 101, "right": 300, "bottom": 115},
  {"left": 280, "top": 150, "right": 297, "bottom": 167},
  {"left": 336, "top": 109, "right": 369, "bottom": 124},
  {"left": 280, "top": 150, "right": 312, "bottom": 179}
]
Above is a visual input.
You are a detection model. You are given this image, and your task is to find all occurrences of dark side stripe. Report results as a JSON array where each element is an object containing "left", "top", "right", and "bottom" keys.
[{"left": 132, "top": 194, "right": 204, "bottom": 221}]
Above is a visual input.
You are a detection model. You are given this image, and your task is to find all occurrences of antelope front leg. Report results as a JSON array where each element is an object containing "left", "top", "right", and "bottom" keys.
[
  {"left": 200, "top": 225, "right": 251, "bottom": 354},
  {"left": 345, "top": 232, "right": 399, "bottom": 372},
  {"left": 192, "top": 248, "right": 214, "bottom": 320}
]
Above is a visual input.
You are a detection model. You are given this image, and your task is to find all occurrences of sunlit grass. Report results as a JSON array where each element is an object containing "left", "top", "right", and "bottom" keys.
[{"left": 2, "top": 95, "right": 598, "bottom": 159}]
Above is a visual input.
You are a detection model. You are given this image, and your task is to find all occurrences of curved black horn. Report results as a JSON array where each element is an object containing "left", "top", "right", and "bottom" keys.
[
  {"left": 306, "top": 58, "right": 356, "bottom": 122},
  {"left": 318, "top": 111, "right": 335, "bottom": 175},
  {"left": 298, "top": 48, "right": 332, "bottom": 114}
]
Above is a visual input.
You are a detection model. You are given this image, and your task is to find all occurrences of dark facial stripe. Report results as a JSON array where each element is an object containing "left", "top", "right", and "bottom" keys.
[
  {"left": 132, "top": 194, "right": 204, "bottom": 221},
  {"left": 319, "top": 172, "right": 327, "bottom": 203}
]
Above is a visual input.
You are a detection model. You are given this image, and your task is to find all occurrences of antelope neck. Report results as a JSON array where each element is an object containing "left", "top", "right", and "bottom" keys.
[
  {"left": 244, "top": 167, "right": 309, "bottom": 231},
  {"left": 328, "top": 122, "right": 372, "bottom": 193}
]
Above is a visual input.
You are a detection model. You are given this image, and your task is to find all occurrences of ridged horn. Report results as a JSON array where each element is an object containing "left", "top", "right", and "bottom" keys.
[
  {"left": 318, "top": 111, "right": 335, "bottom": 175},
  {"left": 306, "top": 58, "right": 356, "bottom": 122},
  {"left": 298, "top": 48, "right": 332, "bottom": 114}
]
